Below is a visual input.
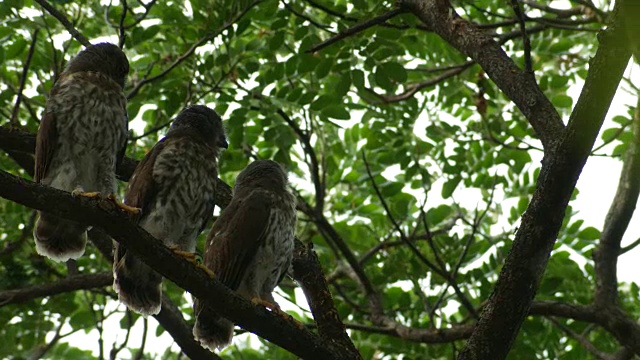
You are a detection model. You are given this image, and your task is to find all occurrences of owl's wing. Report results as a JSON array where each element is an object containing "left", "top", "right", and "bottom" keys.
[
  {"left": 34, "top": 109, "right": 57, "bottom": 183},
  {"left": 124, "top": 138, "right": 167, "bottom": 212},
  {"left": 205, "top": 191, "right": 271, "bottom": 291},
  {"left": 116, "top": 110, "right": 129, "bottom": 174}
]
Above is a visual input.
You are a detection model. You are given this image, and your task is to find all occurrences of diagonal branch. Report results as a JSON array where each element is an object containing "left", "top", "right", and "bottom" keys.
[
  {"left": 399, "top": 0, "right": 565, "bottom": 150},
  {"left": 0, "top": 170, "right": 351, "bottom": 360},
  {"left": 306, "top": 8, "right": 406, "bottom": 53},
  {"left": 292, "top": 241, "right": 362, "bottom": 359},
  {"left": 34, "top": 0, "right": 91, "bottom": 47},
  {"left": 126, "top": 1, "right": 261, "bottom": 99}
]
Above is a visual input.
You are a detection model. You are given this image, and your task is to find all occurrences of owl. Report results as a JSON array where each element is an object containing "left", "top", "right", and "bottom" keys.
[
  {"left": 34, "top": 42, "right": 129, "bottom": 262},
  {"left": 193, "top": 160, "right": 297, "bottom": 350},
  {"left": 113, "top": 105, "right": 227, "bottom": 316}
]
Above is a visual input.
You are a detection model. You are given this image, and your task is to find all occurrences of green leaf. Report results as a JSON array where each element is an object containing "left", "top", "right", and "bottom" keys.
[
  {"left": 578, "top": 226, "right": 600, "bottom": 240},
  {"left": 442, "top": 176, "right": 461, "bottom": 198},
  {"left": 551, "top": 94, "right": 573, "bottom": 109},
  {"left": 321, "top": 105, "right": 350, "bottom": 120}
]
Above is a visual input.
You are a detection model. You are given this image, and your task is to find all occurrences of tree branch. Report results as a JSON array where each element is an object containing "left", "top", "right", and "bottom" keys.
[
  {"left": 0, "top": 170, "right": 351, "bottom": 360},
  {"left": 399, "top": 0, "right": 565, "bottom": 150},
  {"left": 292, "top": 241, "right": 362, "bottom": 359},
  {"left": 11, "top": 29, "right": 39, "bottom": 127},
  {"left": 126, "top": 1, "right": 261, "bottom": 99},
  {"left": 0, "top": 273, "right": 112, "bottom": 306},
  {"left": 593, "top": 92, "right": 640, "bottom": 307},
  {"left": 306, "top": 8, "right": 406, "bottom": 53},
  {"left": 456, "top": 0, "right": 632, "bottom": 356},
  {"left": 34, "top": 0, "right": 91, "bottom": 47}
]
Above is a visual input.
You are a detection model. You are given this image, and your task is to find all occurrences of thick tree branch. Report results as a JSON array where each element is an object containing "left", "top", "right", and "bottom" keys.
[
  {"left": 292, "top": 241, "right": 362, "bottom": 359},
  {"left": 399, "top": 0, "right": 565, "bottom": 150},
  {"left": 0, "top": 171, "right": 351, "bottom": 360},
  {"left": 593, "top": 93, "right": 640, "bottom": 307},
  {"left": 456, "top": 0, "right": 632, "bottom": 357}
]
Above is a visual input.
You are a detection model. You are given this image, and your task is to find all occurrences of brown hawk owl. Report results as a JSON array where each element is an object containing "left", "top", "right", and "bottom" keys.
[
  {"left": 193, "top": 159, "right": 296, "bottom": 350},
  {"left": 34, "top": 43, "right": 129, "bottom": 262},
  {"left": 113, "top": 105, "right": 227, "bottom": 316}
]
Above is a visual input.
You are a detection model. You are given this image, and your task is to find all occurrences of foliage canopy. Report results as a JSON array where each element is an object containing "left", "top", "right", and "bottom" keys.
[{"left": 0, "top": 0, "right": 639, "bottom": 359}]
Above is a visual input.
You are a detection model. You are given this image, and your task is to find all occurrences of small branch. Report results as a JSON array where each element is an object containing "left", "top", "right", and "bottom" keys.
[
  {"left": 306, "top": 8, "right": 406, "bottom": 53},
  {"left": 619, "top": 237, "right": 640, "bottom": 255},
  {"left": 369, "top": 62, "right": 473, "bottom": 104},
  {"left": 0, "top": 273, "right": 112, "bottom": 306},
  {"left": 118, "top": 0, "right": 128, "bottom": 48},
  {"left": 126, "top": 0, "right": 260, "bottom": 99},
  {"left": 509, "top": 0, "right": 533, "bottom": 73},
  {"left": 11, "top": 29, "right": 39, "bottom": 127},
  {"left": 362, "top": 151, "right": 478, "bottom": 318},
  {"left": 34, "top": 0, "right": 91, "bottom": 47},
  {"left": 282, "top": 0, "right": 335, "bottom": 33},
  {"left": 546, "top": 317, "right": 611, "bottom": 360}
]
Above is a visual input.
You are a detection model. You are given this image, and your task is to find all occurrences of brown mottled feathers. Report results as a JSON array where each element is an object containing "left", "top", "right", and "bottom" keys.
[
  {"left": 123, "top": 140, "right": 166, "bottom": 214},
  {"left": 34, "top": 110, "right": 57, "bottom": 184},
  {"left": 205, "top": 191, "right": 272, "bottom": 290}
]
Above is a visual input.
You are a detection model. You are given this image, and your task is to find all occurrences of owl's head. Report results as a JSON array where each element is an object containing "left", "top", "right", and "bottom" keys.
[
  {"left": 234, "top": 160, "right": 288, "bottom": 191},
  {"left": 170, "top": 105, "right": 229, "bottom": 149},
  {"left": 65, "top": 43, "right": 129, "bottom": 89}
]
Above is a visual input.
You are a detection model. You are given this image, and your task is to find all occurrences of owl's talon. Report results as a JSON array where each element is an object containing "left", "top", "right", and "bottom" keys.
[
  {"left": 105, "top": 194, "right": 141, "bottom": 215},
  {"left": 74, "top": 191, "right": 101, "bottom": 198},
  {"left": 251, "top": 298, "right": 279, "bottom": 311},
  {"left": 197, "top": 263, "right": 215, "bottom": 278}
]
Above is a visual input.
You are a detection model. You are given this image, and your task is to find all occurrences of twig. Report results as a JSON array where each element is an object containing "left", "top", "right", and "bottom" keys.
[
  {"left": 126, "top": 0, "right": 261, "bottom": 99},
  {"left": 509, "top": 0, "right": 533, "bottom": 73},
  {"left": 11, "top": 29, "right": 39, "bottom": 127},
  {"left": 546, "top": 317, "right": 611, "bottom": 360},
  {"left": 306, "top": 8, "right": 405, "bottom": 53},
  {"left": 109, "top": 311, "right": 132, "bottom": 360},
  {"left": 361, "top": 151, "right": 478, "bottom": 318},
  {"left": 134, "top": 318, "right": 148, "bottom": 360},
  {"left": 620, "top": 237, "right": 640, "bottom": 255},
  {"left": 282, "top": 0, "right": 335, "bottom": 33},
  {"left": 34, "top": 0, "right": 91, "bottom": 47},
  {"left": 118, "top": 0, "right": 128, "bottom": 48},
  {"left": 368, "top": 61, "right": 474, "bottom": 104}
]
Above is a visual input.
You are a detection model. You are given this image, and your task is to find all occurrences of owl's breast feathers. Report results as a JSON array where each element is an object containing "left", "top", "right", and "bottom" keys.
[{"left": 49, "top": 71, "right": 127, "bottom": 160}]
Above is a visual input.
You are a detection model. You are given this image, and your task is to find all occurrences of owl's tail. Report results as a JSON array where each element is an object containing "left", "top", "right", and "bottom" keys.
[
  {"left": 113, "top": 243, "right": 163, "bottom": 316},
  {"left": 193, "top": 299, "right": 234, "bottom": 350},
  {"left": 34, "top": 211, "right": 87, "bottom": 262}
]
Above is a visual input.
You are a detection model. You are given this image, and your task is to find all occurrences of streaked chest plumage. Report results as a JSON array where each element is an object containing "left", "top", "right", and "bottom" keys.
[
  {"left": 49, "top": 72, "right": 127, "bottom": 160},
  {"left": 144, "top": 139, "right": 218, "bottom": 244}
]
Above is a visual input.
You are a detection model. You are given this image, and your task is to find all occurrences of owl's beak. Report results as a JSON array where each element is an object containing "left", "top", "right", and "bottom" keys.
[{"left": 218, "top": 138, "right": 229, "bottom": 149}]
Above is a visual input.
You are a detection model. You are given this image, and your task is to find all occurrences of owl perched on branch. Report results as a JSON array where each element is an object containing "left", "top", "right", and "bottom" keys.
[
  {"left": 113, "top": 105, "right": 228, "bottom": 316},
  {"left": 193, "top": 159, "right": 297, "bottom": 350},
  {"left": 34, "top": 43, "right": 129, "bottom": 262}
]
